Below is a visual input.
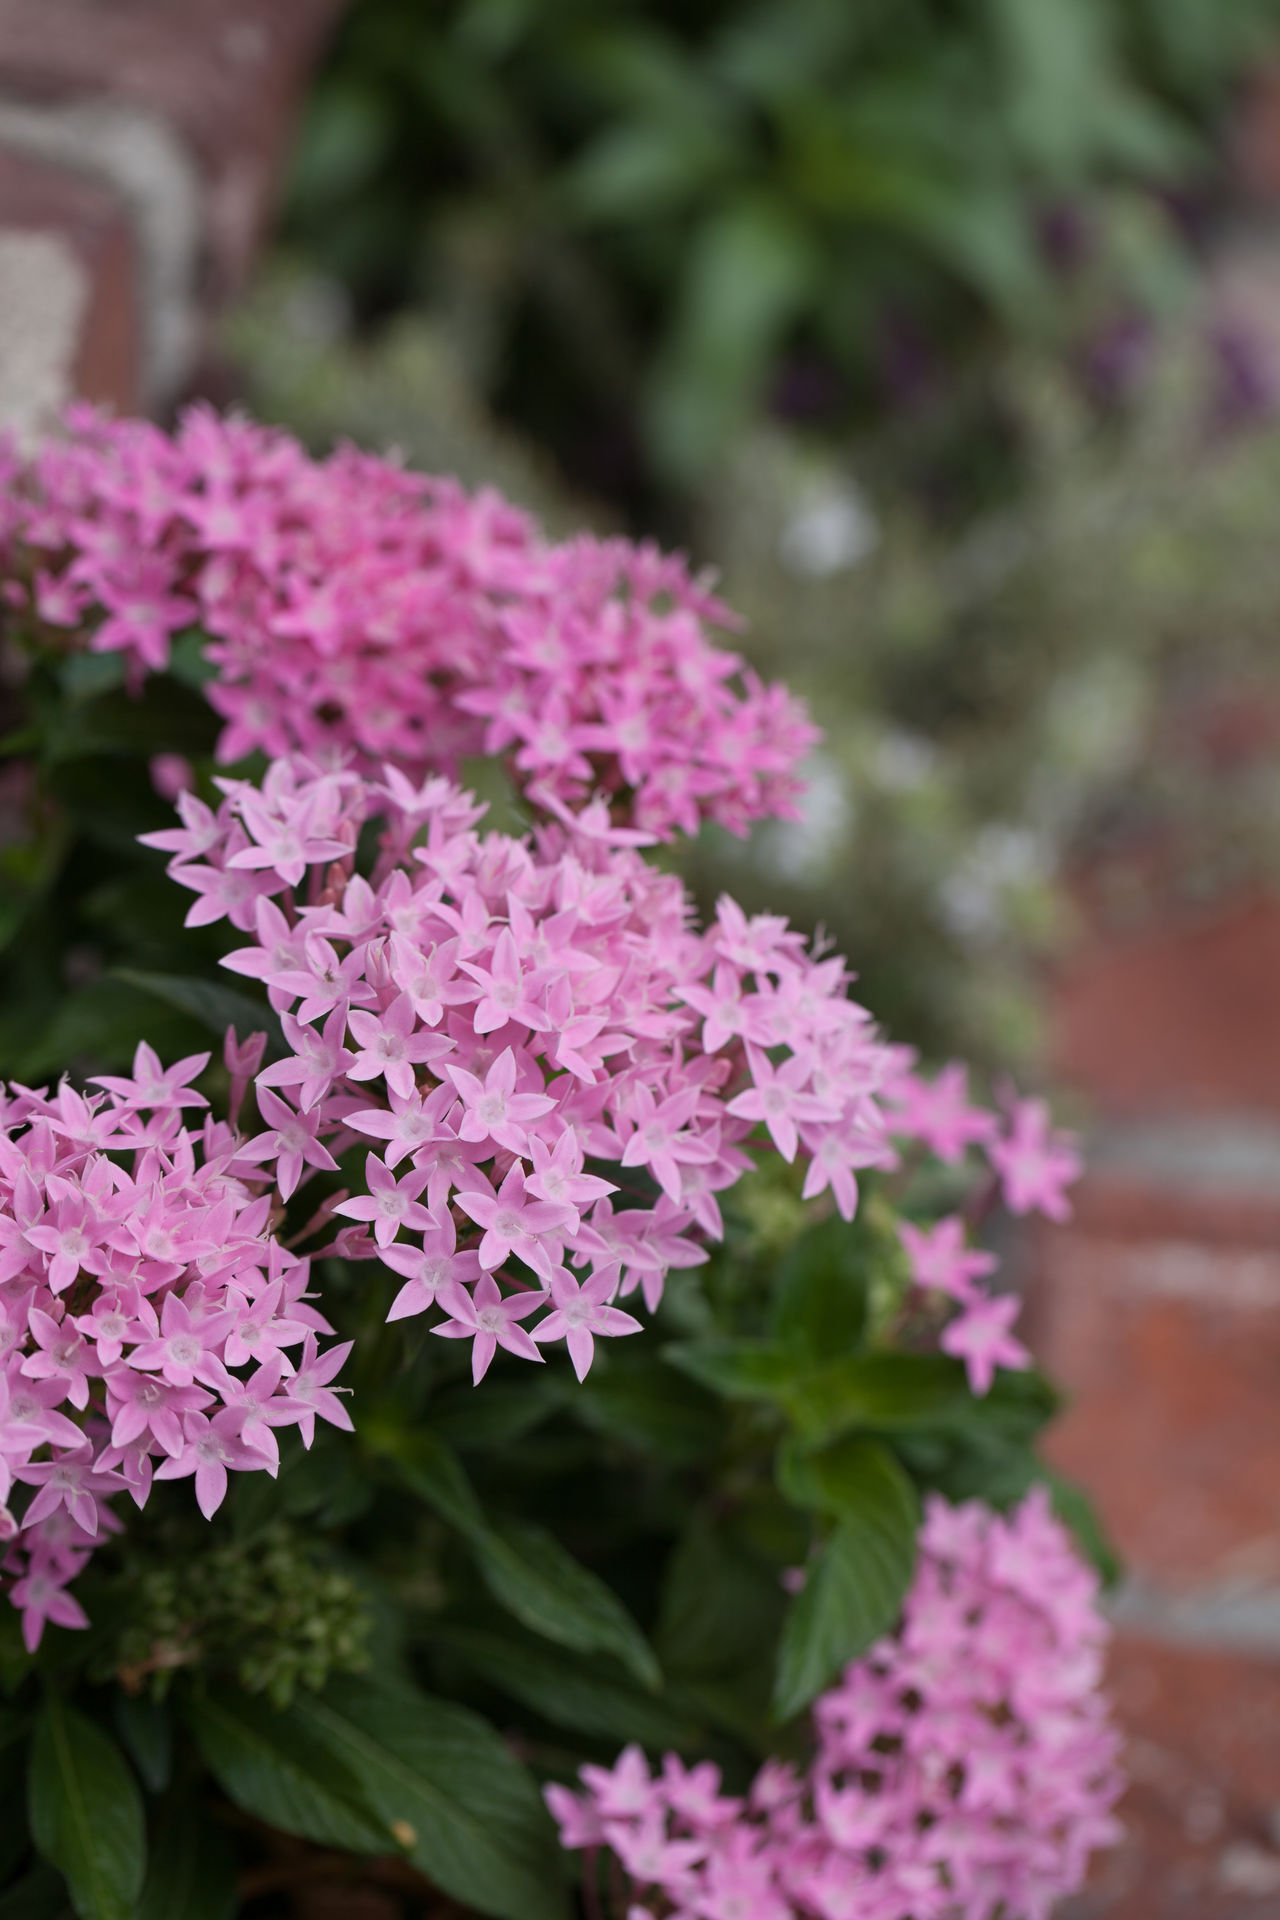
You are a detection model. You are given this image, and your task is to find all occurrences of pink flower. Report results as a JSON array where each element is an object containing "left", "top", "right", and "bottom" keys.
[
  {"left": 888, "top": 1063, "right": 998, "bottom": 1164},
  {"left": 898, "top": 1215, "right": 997, "bottom": 1304},
  {"left": 726, "top": 1046, "right": 835, "bottom": 1163},
  {"left": 532, "top": 1268, "right": 642, "bottom": 1381},
  {"left": 989, "top": 1098, "right": 1082, "bottom": 1221},
  {"left": 448, "top": 1048, "right": 555, "bottom": 1157},
  {"left": 332, "top": 1155, "right": 434, "bottom": 1250},
  {"left": 382, "top": 1215, "right": 482, "bottom": 1322},
  {"left": 153, "top": 1408, "right": 275, "bottom": 1519},
  {"left": 454, "top": 1164, "right": 571, "bottom": 1278},
  {"left": 431, "top": 1274, "right": 546, "bottom": 1385},
  {"left": 940, "top": 1293, "right": 1031, "bottom": 1396}
]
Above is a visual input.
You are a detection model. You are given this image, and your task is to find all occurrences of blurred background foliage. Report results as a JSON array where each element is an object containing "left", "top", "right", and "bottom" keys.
[{"left": 217, "top": 0, "right": 1280, "bottom": 1074}]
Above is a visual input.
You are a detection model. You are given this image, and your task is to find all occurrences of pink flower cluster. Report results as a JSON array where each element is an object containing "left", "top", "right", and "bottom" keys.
[
  {"left": 548, "top": 1489, "right": 1124, "bottom": 1920},
  {"left": 145, "top": 755, "right": 904, "bottom": 1384},
  {"left": 3, "top": 406, "right": 816, "bottom": 838},
  {"left": 886, "top": 1063, "right": 1082, "bottom": 1394},
  {"left": 0, "top": 1045, "right": 350, "bottom": 1652}
]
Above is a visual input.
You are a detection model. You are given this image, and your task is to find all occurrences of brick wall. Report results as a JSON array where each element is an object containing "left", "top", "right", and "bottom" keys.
[
  {"left": 1042, "top": 882, "right": 1280, "bottom": 1917},
  {"left": 0, "top": 0, "right": 345, "bottom": 436}
]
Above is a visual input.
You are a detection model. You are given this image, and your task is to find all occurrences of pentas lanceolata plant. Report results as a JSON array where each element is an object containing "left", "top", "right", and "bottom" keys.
[
  {"left": 0, "top": 404, "right": 815, "bottom": 840},
  {"left": 0, "top": 406, "right": 1110, "bottom": 1918},
  {"left": 549, "top": 1491, "right": 1123, "bottom": 1920}
]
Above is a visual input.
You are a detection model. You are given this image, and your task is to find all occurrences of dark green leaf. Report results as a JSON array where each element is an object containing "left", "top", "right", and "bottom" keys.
[
  {"left": 782, "top": 1350, "right": 1024, "bottom": 1441},
  {"left": 655, "top": 1518, "right": 786, "bottom": 1685},
  {"left": 291, "top": 1675, "right": 567, "bottom": 1920},
  {"left": 136, "top": 1802, "right": 235, "bottom": 1920},
  {"left": 111, "top": 1694, "right": 170, "bottom": 1797},
  {"left": 475, "top": 1520, "right": 661, "bottom": 1691},
  {"left": 0, "top": 1866, "right": 72, "bottom": 1920},
  {"left": 184, "top": 1688, "right": 388, "bottom": 1854},
  {"left": 434, "top": 1624, "right": 694, "bottom": 1747},
  {"left": 112, "top": 970, "right": 284, "bottom": 1058},
  {"left": 28, "top": 1696, "right": 145, "bottom": 1920},
  {"left": 570, "top": 1358, "right": 721, "bottom": 1461},
  {"left": 774, "top": 1439, "right": 918, "bottom": 1719},
  {"left": 373, "top": 1427, "right": 488, "bottom": 1538},
  {"left": 771, "top": 1213, "right": 871, "bottom": 1361},
  {"left": 663, "top": 1338, "right": 799, "bottom": 1402}
]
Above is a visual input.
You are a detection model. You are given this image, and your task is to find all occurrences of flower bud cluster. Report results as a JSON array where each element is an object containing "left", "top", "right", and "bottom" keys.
[
  {"left": 548, "top": 1489, "right": 1124, "bottom": 1920},
  {"left": 3, "top": 406, "right": 816, "bottom": 838},
  {"left": 0, "top": 1054, "right": 349, "bottom": 1651}
]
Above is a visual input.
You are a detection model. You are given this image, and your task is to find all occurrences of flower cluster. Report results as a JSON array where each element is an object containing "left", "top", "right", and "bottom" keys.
[
  {"left": 886, "top": 1062, "right": 1081, "bottom": 1393},
  {"left": 141, "top": 756, "right": 1079, "bottom": 1395},
  {"left": 3, "top": 406, "right": 816, "bottom": 838},
  {"left": 145, "top": 755, "right": 905, "bottom": 1383},
  {"left": 0, "top": 1048, "right": 350, "bottom": 1651},
  {"left": 548, "top": 1489, "right": 1124, "bottom": 1920}
]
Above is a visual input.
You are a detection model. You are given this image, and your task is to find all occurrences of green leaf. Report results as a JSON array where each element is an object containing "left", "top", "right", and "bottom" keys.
[
  {"left": 373, "top": 1426, "right": 489, "bottom": 1538},
  {"left": 184, "top": 1688, "right": 388, "bottom": 1854},
  {"left": 663, "top": 1338, "right": 800, "bottom": 1402},
  {"left": 569, "top": 1357, "right": 721, "bottom": 1462},
  {"left": 291, "top": 1675, "right": 567, "bottom": 1920},
  {"left": 771, "top": 1214, "right": 871, "bottom": 1362},
  {"left": 28, "top": 1696, "right": 145, "bottom": 1920},
  {"left": 647, "top": 195, "right": 816, "bottom": 482},
  {"left": 773, "top": 1439, "right": 918, "bottom": 1719},
  {"left": 112, "top": 1694, "right": 170, "bottom": 1797},
  {"left": 434, "top": 1624, "right": 695, "bottom": 1747},
  {"left": 0, "top": 1866, "right": 73, "bottom": 1920},
  {"left": 780, "top": 1351, "right": 977, "bottom": 1441},
  {"left": 135, "top": 1802, "right": 235, "bottom": 1920},
  {"left": 655, "top": 1518, "right": 786, "bottom": 1686},
  {"left": 11, "top": 979, "right": 208, "bottom": 1082},
  {"left": 560, "top": 118, "right": 732, "bottom": 223},
  {"left": 113, "top": 969, "right": 284, "bottom": 1058},
  {"left": 475, "top": 1520, "right": 661, "bottom": 1692}
]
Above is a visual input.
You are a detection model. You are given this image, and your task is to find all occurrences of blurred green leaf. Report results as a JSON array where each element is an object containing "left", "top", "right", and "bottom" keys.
[
  {"left": 773, "top": 1439, "right": 918, "bottom": 1718},
  {"left": 113, "top": 969, "right": 284, "bottom": 1057},
  {"left": 0, "top": 1867, "right": 73, "bottom": 1920},
  {"left": 28, "top": 1696, "right": 145, "bottom": 1920},
  {"left": 770, "top": 1213, "right": 872, "bottom": 1361},
  {"left": 561, "top": 119, "right": 735, "bottom": 223},
  {"left": 664, "top": 1337, "right": 799, "bottom": 1401},
  {"left": 135, "top": 1802, "right": 235, "bottom": 1920},
  {"left": 434, "top": 1623, "right": 695, "bottom": 1746},
  {"left": 111, "top": 1694, "right": 170, "bottom": 1797},
  {"left": 647, "top": 195, "right": 816, "bottom": 482}
]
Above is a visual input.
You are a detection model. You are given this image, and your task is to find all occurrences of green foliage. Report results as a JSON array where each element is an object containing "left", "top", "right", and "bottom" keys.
[
  {"left": 28, "top": 1697, "right": 145, "bottom": 1920},
  {"left": 281, "top": 0, "right": 1277, "bottom": 489},
  {"left": 134, "top": 1801, "right": 235, "bottom": 1920},
  {"left": 773, "top": 1439, "right": 920, "bottom": 1718}
]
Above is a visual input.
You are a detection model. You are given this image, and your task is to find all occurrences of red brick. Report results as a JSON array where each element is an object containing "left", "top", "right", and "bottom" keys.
[
  {"left": 0, "top": 143, "right": 138, "bottom": 412},
  {"left": 1051, "top": 890, "right": 1280, "bottom": 1120},
  {"left": 0, "top": 0, "right": 347, "bottom": 296},
  {"left": 1031, "top": 1199, "right": 1280, "bottom": 1587},
  {"left": 1064, "top": 1635, "right": 1280, "bottom": 1919}
]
